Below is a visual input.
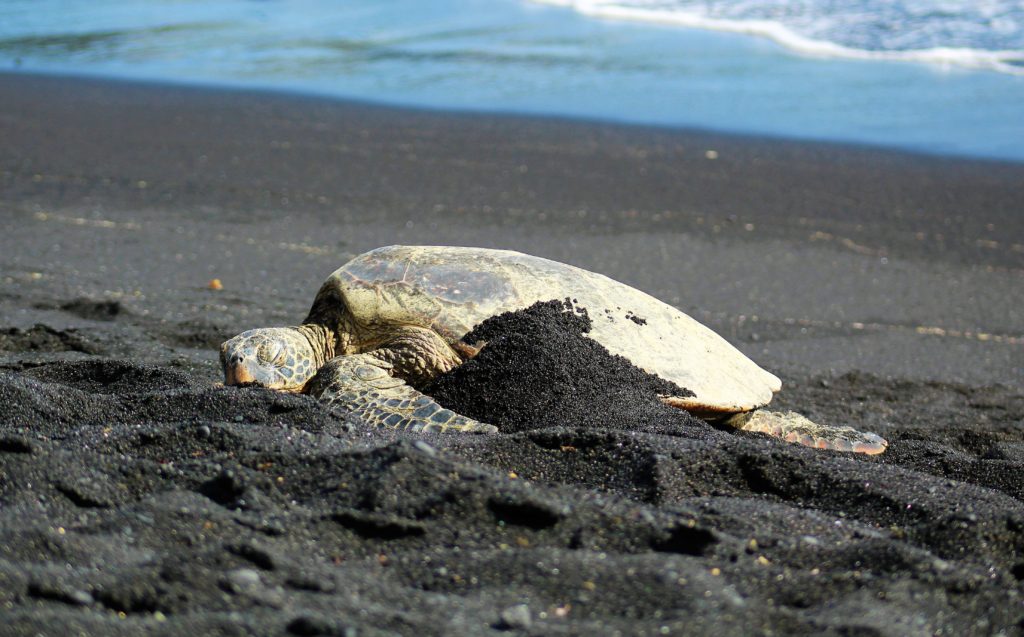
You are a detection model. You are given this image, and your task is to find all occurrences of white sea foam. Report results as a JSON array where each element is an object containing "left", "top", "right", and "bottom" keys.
[{"left": 530, "top": 0, "right": 1024, "bottom": 75}]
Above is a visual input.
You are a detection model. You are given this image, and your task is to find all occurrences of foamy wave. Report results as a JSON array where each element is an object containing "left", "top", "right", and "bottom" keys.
[{"left": 530, "top": 0, "right": 1024, "bottom": 75}]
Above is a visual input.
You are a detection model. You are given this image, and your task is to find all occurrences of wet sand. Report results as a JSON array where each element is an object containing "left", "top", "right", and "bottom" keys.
[{"left": 1, "top": 71, "right": 1022, "bottom": 636}]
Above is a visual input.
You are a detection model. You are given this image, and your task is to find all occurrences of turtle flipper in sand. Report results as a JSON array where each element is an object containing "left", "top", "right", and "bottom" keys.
[
  {"left": 307, "top": 353, "right": 496, "bottom": 434},
  {"left": 726, "top": 410, "right": 888, "bottom": 454},
  {"left": 220, "top": 245, "right": 886, "bottom": 454}
]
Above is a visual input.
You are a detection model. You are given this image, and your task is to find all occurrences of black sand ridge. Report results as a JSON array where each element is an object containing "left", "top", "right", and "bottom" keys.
[{"left": 1, "top": 72, "right": 1022, "bottom": 636}]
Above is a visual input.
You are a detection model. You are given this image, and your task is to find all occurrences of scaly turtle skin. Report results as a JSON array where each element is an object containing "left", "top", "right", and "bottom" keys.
[{"left": 220, "top": 246, "right": 887, "bottom": 453}]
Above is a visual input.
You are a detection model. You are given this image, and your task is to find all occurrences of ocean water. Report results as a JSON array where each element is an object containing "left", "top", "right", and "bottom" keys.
[
  {"left": 1, "top": 0, "right": 1022, "bottom": 161},
  {"left": 536, "top": 0, "right": 1024, "bottom": 74}
]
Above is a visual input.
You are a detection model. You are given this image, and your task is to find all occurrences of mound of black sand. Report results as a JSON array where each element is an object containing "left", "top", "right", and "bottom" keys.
[
  {"left": 428, "top": 299, "right": 709, "bottom": 436},
  {"left": 1, "top": 306, "right": 1023, "bottom": 635}
]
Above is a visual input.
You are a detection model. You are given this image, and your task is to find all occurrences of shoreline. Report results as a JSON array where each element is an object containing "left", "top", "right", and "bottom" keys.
[
  {"left": 5, "top": 68, "right": 1024, "bottom": 167},
  {"left": 4, "top": 69, "right": 1019, "bottom": 262}
]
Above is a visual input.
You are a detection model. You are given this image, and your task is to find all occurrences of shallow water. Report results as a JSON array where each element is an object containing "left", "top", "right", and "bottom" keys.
[{"left": 2, "top": 0, "right": 1022, "bottom": 160}]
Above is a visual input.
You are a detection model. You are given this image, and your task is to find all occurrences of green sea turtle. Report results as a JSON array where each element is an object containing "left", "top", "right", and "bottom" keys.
[{"left": 220, "top": 245, "right": 887, "bottom": 454}]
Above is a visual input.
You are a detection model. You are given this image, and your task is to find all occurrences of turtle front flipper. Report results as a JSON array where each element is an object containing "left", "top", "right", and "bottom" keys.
[
  {"left": 726, "top": 410, "right": 887, "bottom": 455},
  {"left": 307, "top": 353, "right": 497, "bottom": 434}
]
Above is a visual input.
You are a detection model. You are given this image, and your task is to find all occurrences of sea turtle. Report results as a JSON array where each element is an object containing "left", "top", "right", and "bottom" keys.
[{"left": 220, "top": 245, "right": 887, "bottom": 454}]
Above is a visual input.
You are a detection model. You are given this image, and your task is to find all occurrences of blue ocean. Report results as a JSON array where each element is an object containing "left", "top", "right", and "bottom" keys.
[{"left": 2, "top": 0, "right": 1022, "bottom": 161}]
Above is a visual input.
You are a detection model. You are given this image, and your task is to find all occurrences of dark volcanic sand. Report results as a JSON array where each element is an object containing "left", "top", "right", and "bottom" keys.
[
  {"left": 2, "top": 308, "right": 1023, "bottom": 636},
  {"left": 428, "top": 300, "right": 705, "bottom": 436},
  {"left": 1, "top": 73, "right": 1023, "bottom": 636}
]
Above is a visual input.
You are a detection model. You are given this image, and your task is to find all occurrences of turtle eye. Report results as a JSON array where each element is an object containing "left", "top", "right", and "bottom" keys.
[
  {"left": 271, "top": 347, "right": 289, "bottom": 365},
  {"left": 258, "top": 341, "right": 285, "bottom": 365}
]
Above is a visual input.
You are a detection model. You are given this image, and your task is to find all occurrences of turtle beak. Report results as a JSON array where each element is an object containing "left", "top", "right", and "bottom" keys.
[
  {"left": 224, "top": 361, "right": 255, "bottom": 386},
  {"left": 220, "top": 341, "right": 258, "bottom": 386}
]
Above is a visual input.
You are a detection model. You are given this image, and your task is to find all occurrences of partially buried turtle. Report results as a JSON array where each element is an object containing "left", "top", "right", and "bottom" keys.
[{"left": 220, "top": 245, "right": 887, "bottom": 454}]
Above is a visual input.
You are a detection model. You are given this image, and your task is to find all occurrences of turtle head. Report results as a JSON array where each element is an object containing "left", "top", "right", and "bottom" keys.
[{"left": 220, "top": 327, "right": 318, "bottom": 391}]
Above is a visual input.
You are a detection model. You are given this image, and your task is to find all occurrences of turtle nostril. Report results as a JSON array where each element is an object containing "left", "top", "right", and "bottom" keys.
[{"left": 232, "top": 354, "right": 245, "bottom": 365}]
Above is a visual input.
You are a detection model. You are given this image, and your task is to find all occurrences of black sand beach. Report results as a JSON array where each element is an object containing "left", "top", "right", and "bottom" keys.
[{"left": 1, "top": 72, "right": 1022, "bottom": 636}]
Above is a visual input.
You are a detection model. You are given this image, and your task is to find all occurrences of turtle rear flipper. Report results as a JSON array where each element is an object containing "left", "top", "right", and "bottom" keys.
[
  {"left": 307, "top": 353, "right": 497, "bottom": 434},
  {"left": 726, "top": 410, "right": 888, "bottom": 455}
]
